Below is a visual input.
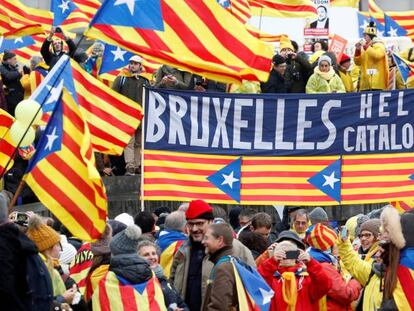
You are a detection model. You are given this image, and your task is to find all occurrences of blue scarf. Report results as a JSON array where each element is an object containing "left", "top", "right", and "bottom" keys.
[
  {"left": 400, "top": 247, "right": 414, "bottom": 270},
  {"left": 309, "top": 248, "right": 336, "bottom": 265},
  {"left": 156, "top": 230, "right": 187, "bottom": 252}
]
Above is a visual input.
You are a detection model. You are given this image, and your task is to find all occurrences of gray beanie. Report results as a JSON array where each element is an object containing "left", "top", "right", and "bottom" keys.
[
  {"left": 309, "top": 207, "right": 328, "bottom": 224},
  {"left": 110, "top": 224, "right": 142, "bottom": 255},
  {"left": 355, "top": 214, "right": 369, "bottom": 237},
  {"left": 318, "top": 54, "right": 332, "bottom": 67}
]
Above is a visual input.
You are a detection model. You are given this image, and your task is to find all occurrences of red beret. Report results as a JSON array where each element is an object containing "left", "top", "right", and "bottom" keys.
[
  {"left": 339, "top": 53, "right": 351, "bottom": 65},
  {"left": 185, "top": 199, "right": 214, "bottom": 220}
]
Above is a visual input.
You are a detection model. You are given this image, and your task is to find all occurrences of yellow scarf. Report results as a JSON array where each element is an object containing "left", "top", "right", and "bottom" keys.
[
  {"left": 314, "top": 67, "right": 336, "bottom": 81},
  {"left": 281, "top": 272, "right": 298, "bottom": 311}
]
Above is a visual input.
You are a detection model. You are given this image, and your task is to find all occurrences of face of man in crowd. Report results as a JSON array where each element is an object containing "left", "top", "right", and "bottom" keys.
[
  {"left": 53, "top": 40, "right": 62, "bottom": 53},
  {"left": 253, "top": 226, "right": 271, "bottom": 241},
  {"left": 279, "top": 48, "right": 293, "bottom": 58},
  {"left": 187, "top": 218, "right": 212, "bottom": 242},
  {"left": 129, "top": 61, "right": 142, "bottom": 74},
  {"left": 238, "top": 216, "right": 251, "bottom": 228},
  {"left": 6, "top": 56, "right": 17, "bottom": 67},
  {"left": 314, "top": 42, "right": 322, "bottom": 52},
  {"left": 202, "top": 227, "right": 223, "bottom": 255},
  {"left": 317, "top": 7, "right": 327, "bottom": 21},
  {"left": 294, "top": 215, "right": 308, "bottom": 234},
  {"left": 274, "top": 63, "right": 287, "bottom": 76},
  {"left": 138, "top": 245, "right": 159, "bottom": 269},
  {"left": 359, "top": 230, "right": 375, "bottom": 250}
]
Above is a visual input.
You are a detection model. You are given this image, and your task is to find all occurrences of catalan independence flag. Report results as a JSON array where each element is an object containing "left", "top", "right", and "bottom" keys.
[
  {"left": 0, "top": 109, "right": 15, "bottom": 177},
  {"left": 249, "top": 0, "right": 317, "bottom": 18},
  {"left": 157, "top": 230, "right": 187, "bottom": 278},
  {"left": 395, "top": 262, "right": 414, "bottom": 310},
  {"left": 232, "top": 259, "right": 274, "bottom": 311},
  {"left": 69, "top": 243, "right": 94, "bottom": 295},
  {"left": 25, "top": 62, "right": 107, "bottom": 241},
  {"left": 85, "top": 0, "right": 273, "bottom": 84},
  {"left": 92, "top": 271, "right": 166, "bottom": 311}
]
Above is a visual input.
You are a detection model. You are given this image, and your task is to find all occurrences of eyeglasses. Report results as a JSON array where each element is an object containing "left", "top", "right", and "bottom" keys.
[
  {"left": 187, "top": 221, "right": 208, "bottom": 228},
  {"left": 359, "top": 233, "right": 373, "bottom": 239}
]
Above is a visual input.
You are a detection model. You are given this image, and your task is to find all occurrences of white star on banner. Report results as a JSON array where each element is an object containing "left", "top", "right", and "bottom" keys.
[
  {"left": 322, "top": 172, "right": 340, "bottom": 189},
  {"left": 114, "top": 0, "right": 136, "bottom": 15},
  {"left": 111, "top": 46, "right": 127, "bottom": 62},
  {"left": 221, "top": 171, "right": 239, "bottom": 189},
  {"left": 44, "top": 127, "right": 59, "bottom": 151}
]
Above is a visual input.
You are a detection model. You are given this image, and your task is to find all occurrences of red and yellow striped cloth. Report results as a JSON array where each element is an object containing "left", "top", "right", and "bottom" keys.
[
  {"left": 25, "top": 90, "right": 107, "bottom": 242},
  {"left": 72, "top": 0, "right": 101, "bottom": 20},
  {"left": 0, "top": 109, "right": 15, "bottom": 177},
  {"left": 85, "top": 0, "right": 273, "bottom": 84},
  {"left": 228, "top": 0, "right": 252, "bottom": 24},
  {"left": 395, "top": 265, "right": 414, "bottom": 310},
  {"left": 249, "top": 0, "right": 317, "bottom": 18},
  {"left": 331, "top": 0, "right": 360, "bottom": 7},
  {"left": 305, "top": 224, "right": 337, "bottom": 251},
  {"left": 159, "top": 240, "right": 184, "bottom": 279},
  {"left": 69, "top": 60, "right": 143, "bottom": 155},
  {"left": 69, "top": 242, "right": 93, "bottom": 295},
  {"left": 92, "top": 272, "right": 166, "bottom": 311},
  {"left": 368, "top": 0, "right": 414, "bottom": 41},
  {"left": 143, "top": 150, "right": 414, "bottom": 205}
]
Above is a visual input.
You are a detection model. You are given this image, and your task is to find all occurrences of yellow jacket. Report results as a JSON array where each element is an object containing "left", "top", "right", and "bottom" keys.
[
  {"left": 339, "top": 70, "right": 355, "bottom": 92},
  {"left": 354, "top": 39, "right": 389, "bottom": 91},
  {"left": 337, "top": 239, "right": 382, "bottom": 311}
]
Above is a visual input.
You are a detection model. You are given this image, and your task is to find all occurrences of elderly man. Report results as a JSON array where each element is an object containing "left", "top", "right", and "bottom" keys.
[{"left": 170, "top": 199, "right": 255, "bottom": 311}]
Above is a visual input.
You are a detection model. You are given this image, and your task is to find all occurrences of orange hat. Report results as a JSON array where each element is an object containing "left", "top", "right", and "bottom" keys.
[
  {"left": 305, "top": 223, "right": 337, "bottom": 251},
  {"left": 185, "top": 199, "right": 213, "bottom": 220},
  {"left": 27, "top": 214, "right": 61, "bottom": 252}
]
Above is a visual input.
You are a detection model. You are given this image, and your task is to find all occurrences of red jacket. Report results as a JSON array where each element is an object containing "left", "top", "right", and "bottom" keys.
[
  {"left": 258, "top": 257, "right": 332, "bottom": 311},
  {"left": 320, "top": 262, "right": 361, "bottom": 311}
]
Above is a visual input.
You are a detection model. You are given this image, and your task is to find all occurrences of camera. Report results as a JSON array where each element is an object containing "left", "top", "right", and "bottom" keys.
[
  {"left": 55, "top": 27, "right": 62, "bottom": 33},
  {"left": 10, "top": 212, "right": 29, "bottom": 227}
]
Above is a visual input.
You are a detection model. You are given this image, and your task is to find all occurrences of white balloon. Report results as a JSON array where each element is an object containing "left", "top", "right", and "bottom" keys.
[
  {"left": 14, "top": 99, "right": 42, "bottom": 125},
  {"left": 9, "top": 121, "right": 36, "bottom": 147}
]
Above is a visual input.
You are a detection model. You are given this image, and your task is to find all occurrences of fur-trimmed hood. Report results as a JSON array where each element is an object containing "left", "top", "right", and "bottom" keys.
[{"left": 380, "top": 205, "right": 405, "bottom": 249}]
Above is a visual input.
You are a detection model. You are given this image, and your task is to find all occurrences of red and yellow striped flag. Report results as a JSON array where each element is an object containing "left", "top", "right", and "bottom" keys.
[
  {"left": 143, "top": 151, "right": 414, "bottom": 206},
  {"left": 69, "top": 243, "right": 94, "bottom": 295},
  {"left": 368, "top": 0, "right": 414, "bottom": 40},
  {"left": 331, "top": 0, "right": 360, "bottom": 7},
  {"left": 69, "top": 60, "right": 143, "bottom": 155},
  {"left": 72, "top": 0, "right": 101, "bottom": 20},
  {"left": 25, "top": 89, "right": 107, "bottom": 242},
  {"left": 228, "top": 0, "right": 252, "bottom": 24},
  {"left": 85, "top": 0, "right": 273, "bottom": 84},
  {"left": 390, "top": 200, "right": 413, "bottom": 213},
  {"left": 0, "top": 109, "right": 15, "bottom": 176},
  {"left": 92, "top": 272, "right": 166, "bottom": 311},
  {"left": 396, "top": 265, "right": 414, "bottom": 310},
  {"left": 249, "top": 0, "right": 317, "bottom": 18}
]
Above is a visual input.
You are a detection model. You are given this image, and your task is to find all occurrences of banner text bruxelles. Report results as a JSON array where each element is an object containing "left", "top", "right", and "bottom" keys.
[{"left": 144, "top": 88, "right": 414, "bottom": 156}]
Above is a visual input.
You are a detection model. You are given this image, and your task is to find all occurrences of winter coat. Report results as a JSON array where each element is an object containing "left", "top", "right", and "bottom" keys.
[
  {"left": 285, "top": 53, "right": 312, "bottom": 93},
  {"left": 110, "top": 253, "right": 153, "bottom": 284},
  {"left": 169, "top": 238, "right": 255, "bottom": 306},
  {"left": 154, "top": 65, "right": 193, "bottom": 90},
  {"left": 202, "top": 246, "right": 238, "bottom": 311},
  {"left": 261, "top": 69, "right": 290, "bottom": 93},
  {"left": 112, "top": 69, "right": 149, "bottom": 103},
  {"left": 155, "top": 268, "right": 189, "bottom": 311},
  {"left": 306, "top": 68, "right": 346, "bottom": 94},
  {"left": 0, "top": 79, "right": 7, "bottom": 111},
  {"left": 258, "top": 257, "right": 332, "bottom": 311},
  {"left": 40, "top": 38, "right": 76, "bottom": 69},
  {"left": 339, "top": 70, "right": 355, "bottom": 93},
  {"left": 0, "top": 61, "right": 24, "bottom": 114},
  {"left": 320, "top": 262, "right": 361, "bottom": 311},
  {"left": 337, "top": 238, "right": 383, "bottom": 311},
  {"left": 354, "top": 38, "right": 389, "bottom": 91}
]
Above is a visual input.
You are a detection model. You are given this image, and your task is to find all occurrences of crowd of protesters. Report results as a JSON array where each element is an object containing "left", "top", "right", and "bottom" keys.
[{"left": 1, "top": 193, "right": 414, "bottom": 310}]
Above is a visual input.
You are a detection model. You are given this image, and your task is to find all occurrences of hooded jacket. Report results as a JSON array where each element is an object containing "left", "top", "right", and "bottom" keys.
[{"left": 306, "top": 67, "right": 346, "bottom": 94}]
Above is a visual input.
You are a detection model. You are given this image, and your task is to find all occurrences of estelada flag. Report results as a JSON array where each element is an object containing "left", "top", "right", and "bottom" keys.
[
  {"left": 69, "top": 243, "right": 94, "bottom": 295},
  {"left": 92, "top": 271, "right": 166, "bottom": 311},
  {"left": 0, "top": 109, "right": 15, "bottom": 177}
]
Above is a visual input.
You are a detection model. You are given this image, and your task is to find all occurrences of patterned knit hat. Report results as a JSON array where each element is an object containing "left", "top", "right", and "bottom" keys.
[
  {"left": 364, "top": 21, "right": 377, "bottom": 36},
  {"left": 110, "top": 224, "right": 142, "bottom": 255},
  {"left": 305, "top": 223, "right": 337, "bottom": 251},
  {"left": 27, "top": 214, "right": 61, "bottom": 252}
]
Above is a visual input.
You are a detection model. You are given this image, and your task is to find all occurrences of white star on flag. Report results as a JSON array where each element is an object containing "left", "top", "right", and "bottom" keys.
[
  {"left": 45, "top": 80, "right": 64, "bottom": 105},
  {"left": 322, "top": 172, "right": 340, "bottom": 189},
  {"left": 44, "top": 127, "right": 59, "bottom": 151},
  {"left": 400, "top": 61, "right": 408, "bottom": 69},
  {"left": 360, "top": 20, "right": 369, "bottom": 31},
  {"left": 377, "top": 29, "right": 385, "bottom": 38},
  {"left": 221, "top": 171, "right": 239, "bottom": 189},
  {"left": 114, "top": 0, "right": 136, "bottom": 15},
  {"left": 58, "top": 0, "right": 70, "bottom": 14},
  {"left": 259, "top": 287, "right": 274, "bottom": 305},
  {"left": 14, "top": 37, "right": 24, "bottom": 44},
  {"left": 111, "top": 46, "right": 128, "bottom": 62},
  {"left": 388, "top": 26, "right": 398, "bottom": 37}
]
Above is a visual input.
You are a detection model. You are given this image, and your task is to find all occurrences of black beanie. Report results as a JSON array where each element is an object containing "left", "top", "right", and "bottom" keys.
[{"left": 3, "top": 50, "right": 16, "bottom": 61}]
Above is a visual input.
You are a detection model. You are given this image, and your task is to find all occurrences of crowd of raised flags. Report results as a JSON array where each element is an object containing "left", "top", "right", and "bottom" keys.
[{"left": 0, "top": 0, "right": 414, "bottom": 310}]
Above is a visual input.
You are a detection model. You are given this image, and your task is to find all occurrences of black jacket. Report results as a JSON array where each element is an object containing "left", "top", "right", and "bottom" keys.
[
  {"left": 40, "top": 38, "right": 76, "bottom": 69},
  {"left": 285, "top": 54, "right": 313, "bottom": 93},
  {"left": 261, "top": 69, "right": 289, "bottom": 93}
]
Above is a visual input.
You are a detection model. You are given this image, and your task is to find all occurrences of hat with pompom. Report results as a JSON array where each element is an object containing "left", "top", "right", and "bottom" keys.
[
  {"left": 27, "top": 214, "right": 61, "bottom": 252},
  {"left": 110, "top": 224, "right": 142, "bottom": 255}
]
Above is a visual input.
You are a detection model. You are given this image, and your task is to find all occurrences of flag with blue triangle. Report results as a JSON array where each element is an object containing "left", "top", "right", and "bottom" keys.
[
  {"left": 207, "top": 157, "right": 241, "bottom": 203},
  {"left": 0, "top": 36, "right": 35, "bottom": 53},
  {"left": 89, "top": 0, "right": 164, "bottom": 30},
  {"left": 385, "top": 14, "right": 408, "bottom": 37},
  {"left": 357, "top": 13, "right": 370, "bottom": 38},
  {"left": 52, "top": 0, "right": 78, "bottom": 26},
  {"left": 308, "top": 158, "right": 342, "bottom": 202},
  {"left": 393, "top": 53, "right": 414, "bottom": 84},
  {"left": 99, "top": 43, "right": 134, "bottom": 75},
  {"left": 217, "top": 0, "right": 231, "bottom": 8},
  {"left": 370, "top": 16, "right": 386, "bottom": 38}
]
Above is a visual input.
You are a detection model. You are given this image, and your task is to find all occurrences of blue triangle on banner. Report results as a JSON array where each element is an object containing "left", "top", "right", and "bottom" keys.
[
  {"left": 308, "top": 158, "right": 342, "bottom": 202},
  {"left": 207, "top": 157, "right": 241, "bottom": 203}
]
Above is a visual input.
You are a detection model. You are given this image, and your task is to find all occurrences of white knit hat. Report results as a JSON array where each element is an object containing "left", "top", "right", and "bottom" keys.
[{"left": 59, "top": 235, "right": 77, "bottom": 265}]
